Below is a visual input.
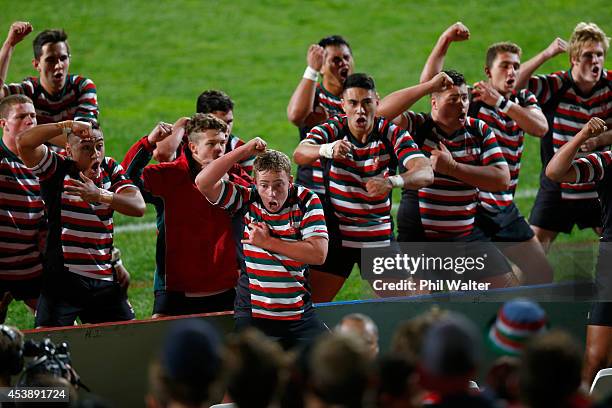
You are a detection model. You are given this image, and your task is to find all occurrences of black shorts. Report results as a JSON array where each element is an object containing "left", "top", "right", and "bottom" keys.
[
  {"left": 35, "top": 273, "right": 134, "bottom": 327},
  {"left": 476, "top": 203, "right": 535, "bottom": 242},
  {"left": 588, "top": 302, "right": 612, "bottom": 326},
  {"left": 153, "top": 289, "right": 235, "bottom": 316},
  {"left": 529, "top": 189, "right": 601, "bottom": 233},
  {"left": 0, "top": 276, "right": 42, "bottom": 301},
  {"left": 314, "top": 243, "right": 361, "bottom": 279},
  {"left": 235, "top": 311, "right": 327, "bottom": 349}
]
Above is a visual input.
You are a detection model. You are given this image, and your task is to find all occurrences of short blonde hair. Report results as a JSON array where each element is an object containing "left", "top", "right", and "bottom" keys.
[
  {"left": 185, "top": 113, "right": 228, "bottom": 144},
  {"left": 569, "top": 22, "right": 610, "bottom": 62},
  {"left": 253, "top": 149, "right": 291, "bottom": 177}
]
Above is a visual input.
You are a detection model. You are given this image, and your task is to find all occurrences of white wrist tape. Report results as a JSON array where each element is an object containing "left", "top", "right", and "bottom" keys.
[
  {"left": 495, "top": 96, "right": 514, "bottom": 113},
  {"left": 500, "top": 100, "right": 514, "bottom": 113},
  {"left": 303, "top": 66, "right": 319, "bottom": 82},
  {"left": 388, "top": 175, "right": 405, "bottom": 188},
  {"left": 319, "top": 141, "right": 338, "bottom": 159}
]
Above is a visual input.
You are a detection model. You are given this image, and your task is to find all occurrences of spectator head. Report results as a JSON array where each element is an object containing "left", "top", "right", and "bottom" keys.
[
  {"left": 223, "top": 328, "right": 285, "bottom": 408},
  {"left": 0, "top": 325, "right": 24, "bottom": 384},
  {"left": 485, "top": 356, "right": 521, "bottom": 405},
  {"left": 487, "top": 298, "right": 547, "bottom": 356},
  {"left": 376, "top": 354, "right": 420, "bottom": 408},
  {"left": 306, "top": 332, "right": 372, "bottom": 408},
  {"left": 336, "top": 313, "right": 379, "bottom": 359},
  {"left": 392, "top": 306, "right": 448, "bottom": 363},
  {"left": 196, "top": 90, "right": 235, "bottom": 134},
  {"left": 146, "top": 319, "right": 222, "bottom": 408},
  {"left": 419, "top": 312, "right": 482, "bottom": 395},
  {"left": 520, "top": 329, "right": 583, "bottom": 408},
  {"left": 32, "top": 29, "right": 71, "bottom": 94}
]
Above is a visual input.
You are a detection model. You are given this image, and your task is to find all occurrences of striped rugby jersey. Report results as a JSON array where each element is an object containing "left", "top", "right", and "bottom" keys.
[
  {"left": 0, "top": 140, "right": 44, "bottom": 280},
  {"left": 304, "top": 114, "right": 425, "bottom": 248},
  {"left": 529, "top": 69, "right": 612, "bottom": 200},
  {"left": 469, "top": 89, "right": 541, "bottom": 212},
  {"left": 297, "top": 82, "right": 344, "bottom": 195},
  {"left": 401, "top": 112, "right": 508, "bottom": 239},
  {"left": 572, "top": 150, "right": 612, "bottom": 240},
  {"left": 213, "top": 181, "right": 327, "bottom": 320},
  {"left": 3, "top": 74, "right": 98, "bottom": 124},
  {"left": 31, "top": 146, "right": 134, "bottom": 280},
  {"left": 226, "top": 133, "right": 254, "bottom": 174}
]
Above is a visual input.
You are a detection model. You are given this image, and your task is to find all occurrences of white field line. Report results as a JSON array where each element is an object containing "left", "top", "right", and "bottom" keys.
[{"left": 114, "top": 188, "right": 539, "bottom": 234}]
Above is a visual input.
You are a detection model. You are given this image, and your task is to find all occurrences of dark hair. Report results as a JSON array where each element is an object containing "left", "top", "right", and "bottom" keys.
[
  {"left": 0, "top": 95, "right": 34, "bottom": 119},
  {"left": 318, "top": 35, "right": 352, "bottom": 54},
  {"left": 33, "top": 29, "right": 70, "bottom": 60},
  {"left": 520, "top": 330, "right": 582, "bottom": 408},
  {"left": 343, "top": 73, "right": 376, "bottom": 92},
  {"left": 196, "top": 90, "right": 234, "bottom": 114},
  {"left": 442, "top": 69, "right": 466, "bottom": 87},
  {"left": 224, "top": 329, "right": 285, "bottom": 408}
]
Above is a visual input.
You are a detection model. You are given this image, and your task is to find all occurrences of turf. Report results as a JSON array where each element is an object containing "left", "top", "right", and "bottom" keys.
[{"left": 3, "top": 0, "right": 611, "bottom": 328}]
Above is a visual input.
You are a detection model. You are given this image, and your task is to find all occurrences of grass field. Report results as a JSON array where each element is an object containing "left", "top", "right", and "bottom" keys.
[{"left": 3, "top": 0, "right": 611, "bottom": 328}]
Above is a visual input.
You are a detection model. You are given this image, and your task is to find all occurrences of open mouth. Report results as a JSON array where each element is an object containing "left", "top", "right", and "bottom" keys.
[
  {"left": 339, "top": 68, "right": 349, "bottom": 80},
  {"left": 592, "top": 66, "right": 601, "bottom": 76},
  {"left": 89, "top": 161, "right": 101, "bottom": 177},
  {"left": 506, "top": 78, "right": 515, "bottom": 88},
  {"left": 267, "top": 200, "right": 279, "bottom": 211},
  {"left": 458, "top": 113, "right": 467, "bottom": 124},
  {"left": 53, "top": 72, "right": 64, "bottom": 80},
  {"left": 356, "top": 117, "right": 367, "bottom": 126}
]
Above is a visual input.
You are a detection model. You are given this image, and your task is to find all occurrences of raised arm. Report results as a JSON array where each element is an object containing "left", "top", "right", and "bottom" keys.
[
  {"left": 0, "top": 22, "right": 32, "bottom": 98},
  {"left": 378, "top": 72, "right": 453, "bottom": 126},
  {"left": 472, "top": 81, "right": 548, "bottom": 137},
  {"left": 16, "top": 120, "right": 90, "bottom": 167},
  {"left": 287, "top": 44, "right": 325, "bottom": 127},
  {"left": 516, "top": 37, "right": 567, "bottom": 89},
  {"left": 196, "top": 137, "right": 266, "bottom": 202},
  {"left": 122, "top": 121, "right": 173, "bottom": 193},
  {"left": 546, "top": 118, "right": 608, "bottom": 182},
  {"left": 431, "top": 143, "right": 510, "bottom": 191},
  {"left": 420, "top": 22, "right": 470, "bottom": 83},
  {"left": 152, "top": 117, "right": 189, "bottom": 162}
]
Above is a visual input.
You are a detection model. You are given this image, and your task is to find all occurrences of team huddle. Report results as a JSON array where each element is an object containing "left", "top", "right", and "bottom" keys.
[{"left": 0, "top": 20, "right": 610, "bottom": 346}]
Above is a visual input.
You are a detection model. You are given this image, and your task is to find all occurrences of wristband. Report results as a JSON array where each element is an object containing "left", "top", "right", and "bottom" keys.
[
  {"left": 303, "top": 66, "right": 319, "bottom": 82},
  {"left": 500, "top": 99, "right": 514, "bottom": 114},
  {"left": 99, "top": 188, "right": 114, "bottom": 205},
  {"left": 495, "top": 96, "right": 514, "bottom": 114},
  {"left": 319, "top": 141, "right": 338, "bottom": 159},
  {"left": 388, "top": 175, "right": 405, "bottom": 188}
]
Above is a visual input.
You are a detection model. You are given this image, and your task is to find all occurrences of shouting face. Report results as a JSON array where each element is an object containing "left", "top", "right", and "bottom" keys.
[
  {"left": 571, "top": 41, "right": 605, "bottom": 86},
  {"left": 66, "top": 129, "right": 105, "bottom": 182},
  {"left": 431, "top": 84, "right": 470, "bottom": 134},
  {"left": 487, "top": 51, "right": 520, "bottom": 96},
  {"left": 342, "top": 87, "right": 378, "bottom": 138},
  {"left": 33, "top": 41, "right": 70, "bottom": 95},
  {"left": 255, "top": 169, "right": 291, "bottom": 213}
]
